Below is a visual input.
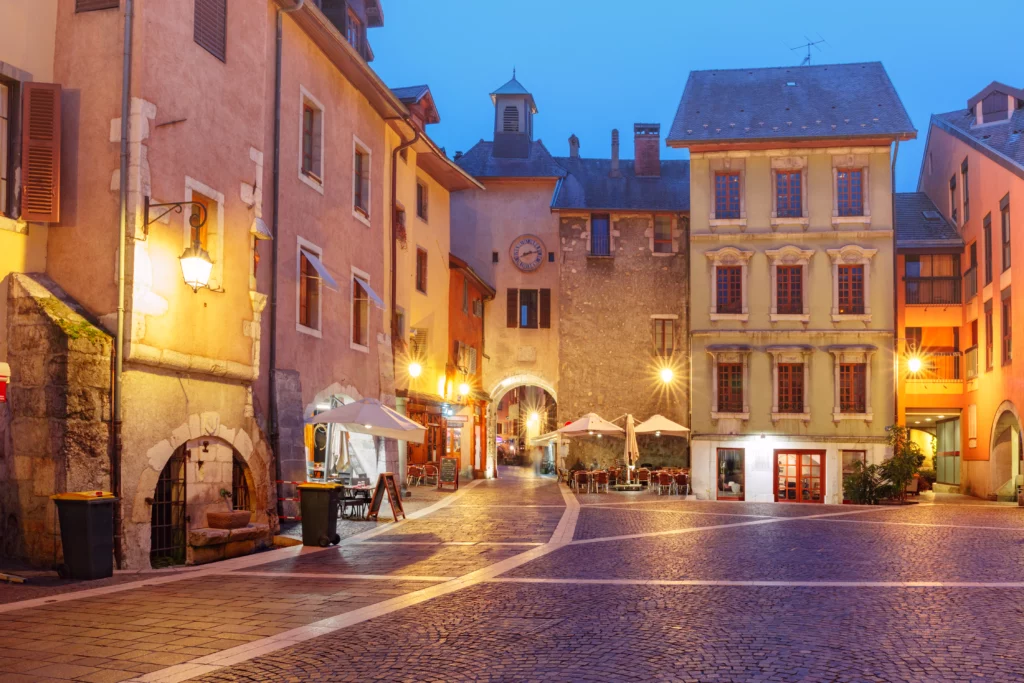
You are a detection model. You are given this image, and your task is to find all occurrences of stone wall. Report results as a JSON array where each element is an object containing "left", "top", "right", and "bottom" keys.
[
  {"left": 0, "top": 273, "right": 111, "bottom": 564},
  {"left": 557, "top": 214, "right": 690, "bottom": 470}
]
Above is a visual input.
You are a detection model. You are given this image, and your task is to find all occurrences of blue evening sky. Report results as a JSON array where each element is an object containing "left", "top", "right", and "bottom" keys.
[{"left": 370, "top": 0, "right": 1023, "bottom": 191}]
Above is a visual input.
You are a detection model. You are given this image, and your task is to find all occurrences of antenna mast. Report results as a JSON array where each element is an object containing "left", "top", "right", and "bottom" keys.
[{"left": 791, "top": 35, "right": 826, "bottom": 66}]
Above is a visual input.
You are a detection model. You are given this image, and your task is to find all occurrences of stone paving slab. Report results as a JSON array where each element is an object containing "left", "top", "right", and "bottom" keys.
[
  {"left": 847, "top": 503, "right": 1024, "bottom": 529},
  {"left": 0, "top": 567, "right": 200, "bottom": 605},
  {"left": 373, "top": 506, "right": 564, "bottom": 544},
  {"left": 573, "top": 506, "right": 761, "bottom": 540},
  {"left": 252, "top": 543, "right": 526, "bottom": 578},
  {"left": 450, "top": 473, "right": 564, "bottom": 507},
  {"left": 191, "top": 581, "right": 1024, "bottom": 682}
]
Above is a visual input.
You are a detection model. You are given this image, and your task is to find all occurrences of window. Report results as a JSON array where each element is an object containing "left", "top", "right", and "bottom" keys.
[
  {"left": 982, "top": 90, "right": 1010, "bottom": 123},
  {"left": 189, "top": 193, "right": 211, "bottom": 250},
  {"left": 409, "top": 327, "right": 427, "bottom": 357},
  {"left": 590, "top": 214, "right": 610, "bottom": 256},
  {"left": 949, "top": 174, "right": 958, "bottom": 225},
  {"left": 1002, "top": 290, "right": 1012, "bottom": 366},
  {"left": 194, "top": 0, "right": 227, "bottom": 62},
  {"left": 518, "top": 289, "right": 538, "bottom": 328},
  {"left": 776, "top": 170, "right": 802, "bottom": 218},
  {"left": 492, "top": 251, "right": 499, "bottom": 264},
  {"left": 777, "top": 363, "right": 804, "bottom": 414},
  {"left": 298, "top": 251, "right": 320, "bottom": 332},
  {"left": 717, "top": 362, "right": 744, "bottom": 413},
  {"left": 904, "top": 254, "right": 961, "bottom": 305},
  {"left": 353, "top": 140, "right": 370, "bottom": 219},
  {"left": 415, "top": 247, "right": 427, "bottom": 293},
  {"left": 416, "top": 180, "right": 428, "bottom": 221},
  {"left": 836, "top": 169, "right": 863, "bottom": 216},
  {"left": 653, "top": 216, "right": 673, "bottom": 253},
  {"left": 839, "top": 363, "right": 866, "bottom": 413},
  {"left": 231, "top": 457, "right": 250, "bottom": 512},
  {"left": 506, "top": 288, "right": 551, "bottom": 329},
  {"left": 75, "top": 0, "right": 119, "bottom": 10},
  {"left": 776, "top": 265, "right": 803, "bottom": 315},
  {"left": 1002, "top": 199, "right": 1011, "bottom": 272},
  {"left": 961, "top": 159, "right": 970, "bottom": 223},
  {"left": 984, "top": 214, "right": 994, "bottom": 284},
  {"left": 714, "top": 172, "right": 741, "bottom": 219},
  {"left": 0, "top": 79, "right": 13, "bottom": 217},
  {"left": 472, "top": 299, "right": 483, "bottom": 317},
  {"left": 302, "top": 105, "right": 316, "bottom": 176},
  {"left": 462, "top": 279, "right": 469, "bottom": 313},
  {"left": 352, "top": 275, "right": 369, "bottom": 349},
  {"left": 716, "top": 449, "right": 744, "bottom": 500},
  {"left": 716, "top": 266, "right": 742, "bottom": 314},
  {"left": 906, "top": 326, "right": 922, "bottom": 352},
  {"left": 299, "top": 92, "right": 324, "bottom": 185},
  {"left": 837, "top": 265, "right": 865, "bottom": 315},
  {"left": 502, "top": 105, "right": 519, "bottom": 132},
  {"left": 985, "top": 300, "right": 994, "bottom": 371},
  {"left": 653, "top": 319, "right": 674, "bottom": 356},
  {"left": 841, "top": 451, "right": 866, "bottom": 503},
  {"left": 346, "top": 7, "right": 363, "bottom": 54}
]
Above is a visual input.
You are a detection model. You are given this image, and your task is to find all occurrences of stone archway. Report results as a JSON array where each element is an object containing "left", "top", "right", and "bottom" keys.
[
  {"left": 486, "top": 373, "right": 558, "bottom": 476},
  {"left": 989, "top": 401, "right": 1022, "bottom": 499}
]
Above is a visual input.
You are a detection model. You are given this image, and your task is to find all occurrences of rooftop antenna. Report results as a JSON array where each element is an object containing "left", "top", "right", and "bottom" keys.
[{"left": 790, "top": 35, "right": 826, "bottom": 66}]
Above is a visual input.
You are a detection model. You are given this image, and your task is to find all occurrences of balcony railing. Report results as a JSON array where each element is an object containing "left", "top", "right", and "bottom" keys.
[
  {"left": 965, "top": 345, "right": 979, "bottom": 380},
  {"left": 905, "top": 277, "right": 962, "bottom": 305},
  {"left": 964, "top": 266, "right": 979, "bottom": 301},
  {"left": 907, "top": 351, "right": 962, "bottom": 382}
]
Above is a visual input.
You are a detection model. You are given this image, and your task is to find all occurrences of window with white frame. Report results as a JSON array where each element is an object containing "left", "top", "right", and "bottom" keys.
[
  {"left": 768, "top": 346, "right": 811, "bottom": 421},
  {"left": 184, "top": 177, "right": 225, "bottom": 290},
  {"left": 352, "top": 136, "right": 371, "bottom": 224},
  {"left": 708, "top": 158, "right": 745, "bottom": 226},
  {"left": 765, "top": 246, "right": 814, "bottom": 322},
  {"left": 351, "top": 269, "right": 371, "bottom": 351},
  {"left": 827, "top": 245, "right": 876, "bottom": 322},
  {"left": 827, "top": 345, "right": 875, "bottom": 421},
  {"left": 706, "top": 246, "right": 753, "bottom": 321},
  {"left": 831, "top": 154, "right": 870, "bottom": 224},
  {"left": 770, "top": 157, "right": 808, "bottom": 227},
  {"left": 709, "top": 346, "right": 751, "bottom": 420},
  {"left": 298, "top": 87, "right": 324, "bottom": 191}
]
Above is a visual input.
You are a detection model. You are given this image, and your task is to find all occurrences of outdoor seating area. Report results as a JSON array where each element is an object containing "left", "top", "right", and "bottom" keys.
[
  {"left": 563, "top": 466, "right": 691, "bottom": 495},
  {"left": 407, "top": 463, "right": 442, "bottom": 488}
]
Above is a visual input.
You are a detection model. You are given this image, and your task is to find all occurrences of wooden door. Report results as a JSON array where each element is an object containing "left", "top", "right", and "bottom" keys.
[{"left": 775, "top": 450, "right": 825, "bottom": 503}]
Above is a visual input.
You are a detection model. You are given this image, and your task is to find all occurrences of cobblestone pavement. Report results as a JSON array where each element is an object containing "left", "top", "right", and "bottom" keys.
[{"left": 4, "top": 470, "right": 1024, "bottom": 681}]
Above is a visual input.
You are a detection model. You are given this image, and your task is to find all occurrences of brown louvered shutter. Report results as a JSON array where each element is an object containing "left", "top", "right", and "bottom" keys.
[
  {"left": 21, "top": 83, "right": 61, "bottom": 223},
  {"left": 194, "top": 0, "right": 227, "bottom": 62},
  {"left": 539, "top": 289, "right": 551, "bottom": 329},
  {"left": 75, "top": 0, "right": 119, "bottom": 11},
  {"left": 506, "top": 288, "right": 518, "bottom": 328}
]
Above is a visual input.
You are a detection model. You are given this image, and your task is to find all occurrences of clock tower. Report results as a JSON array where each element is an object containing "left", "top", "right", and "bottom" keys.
[{"left": 490, "top": 71, "right": 537, "bottom": 159}]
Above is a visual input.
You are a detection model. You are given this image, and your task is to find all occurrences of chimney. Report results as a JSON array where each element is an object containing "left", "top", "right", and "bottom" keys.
[
  {"left": 609, "top": 129, "right": 621, "bottom": 178},
  {"left": 634, "top": 123, "right": 661, "bottom": 177},
  {"left": 568, "top": 134, "right": 579, "bottom": 158},
  {"left": 454, "top": 151, "right": 463, "bottom": 161}
]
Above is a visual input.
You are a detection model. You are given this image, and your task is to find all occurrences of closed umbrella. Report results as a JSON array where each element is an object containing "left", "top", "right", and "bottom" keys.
[
  {"left": 623, "top": 414, "right": 640, "bottom": 483},
  {"left": 307, "top": 398, "right": 425, "bottom": 443},
  {"left": 634, "top": 414, "right": 690, "bottom": 437}
]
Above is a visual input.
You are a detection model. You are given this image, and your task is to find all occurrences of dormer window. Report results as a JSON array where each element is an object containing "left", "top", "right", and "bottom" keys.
[
  {"left": 346, "top": 8, "right": 363, "bottom": 55},
  {"left": 981, "top": 90, "right": 1010, "bottom": 123},
  {"left": 502, "top": 105, "right": 519, "bottom": 133}
]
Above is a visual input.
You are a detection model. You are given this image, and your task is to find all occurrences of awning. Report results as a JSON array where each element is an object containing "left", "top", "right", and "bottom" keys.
[
  {"left": 301, "top": 249, "right": 338, "bottom": 290},
  {"left": 355, "top": 275, "right": 385, "bottom": 309}
]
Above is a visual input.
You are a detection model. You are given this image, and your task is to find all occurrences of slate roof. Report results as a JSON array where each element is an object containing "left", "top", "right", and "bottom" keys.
[
  {"left": 551, "top": 158, "right": 690, "bottom": 212},
  {"left": 667, "top": 62, "right": 916, "bottom": 145},
  {"left": 895, "top": 192, "right": 963, "bottom": 250},
  {"left": 390, "top": 85, "right": 429, "bottom": 104},
  {"left": 454, "top": 140, "right": 565, "bottom": 179},
  {"left": 930, "top": 108, "right": 1024, "bottom": 179}
]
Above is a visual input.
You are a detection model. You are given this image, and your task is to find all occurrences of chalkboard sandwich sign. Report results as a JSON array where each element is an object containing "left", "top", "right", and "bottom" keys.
[
  {"left": 438, "top": 456, "right": 459, "bottom": 491},
  {"left": 366, "top": 473, "right": 406, "bottom": 522}
]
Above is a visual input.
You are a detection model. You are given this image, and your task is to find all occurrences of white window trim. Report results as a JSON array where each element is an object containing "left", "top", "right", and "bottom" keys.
[
  {"left": 767, "top": 346, "right": 812, "bottom": 422},
  {"left": 350, "top": 265, "right": 371, "bottom": 353},
  {"left": 296, "top": 236, "right": 324, "bottom": 339},
  {"left": 708, "top": 158, "right": 746, "bottom": 230},
  {"left": 827, "top": 245, "right": 877, "bottom": 323},
  {"left": 769, "top": 156, "right": 809, "bottom": 229},
  {"left": 828, "top": 345, "right": 875, "bottom": 422},
  {"left": 298, "top": 86, "right": 325, "bottom": 195},
  {"left": 709, "top": 347, "right": 751, "bottom": 421},
  {"left": 765, "top": 245, "right": 814, "bottom": 323},
  {"left": 183, "top": 176, "right": 226, "bottom": 291},
  {"left": 648, "top": 215, "right": 678, "bottom": 256},
  {"left": 831, "top": 154, "right": 871, "bottom": 226},
  {"left": 706, "top": 246, "right": 753, "bottom": 322},
  {"left": 352, "top": 134, "right": 371, "bottom": 227}
]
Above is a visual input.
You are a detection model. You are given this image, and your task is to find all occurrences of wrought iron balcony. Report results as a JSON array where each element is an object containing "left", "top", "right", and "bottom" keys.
[
  {"left": 906, "top": 351, "right": 962, "bottom": 382},
  {"left": 904, "top": 277, "right": 962, "bottom": 305}
]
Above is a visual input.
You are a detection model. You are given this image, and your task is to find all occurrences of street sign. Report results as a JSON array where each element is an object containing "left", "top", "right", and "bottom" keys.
[{"left": 366, "top": 473, "right": 405, "bottom": 521}]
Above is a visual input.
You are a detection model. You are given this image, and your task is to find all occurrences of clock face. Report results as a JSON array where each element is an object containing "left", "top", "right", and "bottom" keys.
[{"left": 509, "top": 234, "right": 545, "bottom": 272}]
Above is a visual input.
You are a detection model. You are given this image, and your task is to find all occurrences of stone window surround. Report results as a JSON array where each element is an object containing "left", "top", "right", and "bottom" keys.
[
  {"left": 767, "top": 345, "right": 812, "bottom": 422},
  {"left": 706, "top": 246, "right": 753, "bottom": 322},
  {"left": 585, "top": 213, "right": 617, "bottom": 257},
  {"left": 647, "top": 214, "right": 680, "bottom": 256},
  {"left": 827, "top": 244, "right": 877, "bottom": 323},
  {"left": 184, "top": 175, "right": 225, "bottom": 291},
  {"left": 709, "top": 345, "right": 751, "bottom": 421},
  {"left": 298, "top": 85, "right": 325, "bottom": 195},
  {"left": 827, "top": 345, "right": 875, "bottom": 422},
  {"left": 831, "top": 154, "right": 871, "bottom": 226},
  {"left": 296, "top": 235, "right": 324, "bottom": 339},
  {"left": 765, "top": 245, "right": 815, "bottom": 322},
  {"left": 708, "top": 157, "right": 746, "bottom": 229},
  {"left": 350, "top": 265, "right": 371, "bottom": 354},
  {"left": 770, "top": 156, "right": 810, "bottom": 229},
  {"left": 352, "top": 134, "right": 372, "bottom": 227}
]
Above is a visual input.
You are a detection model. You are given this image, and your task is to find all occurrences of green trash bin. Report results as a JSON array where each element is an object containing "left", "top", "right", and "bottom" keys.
[
  {"left": 50, "top": 491, "right": 117, "bottom": 580},
  {"left": 297, "top": 483, "right": 342, "bottom": 547}
]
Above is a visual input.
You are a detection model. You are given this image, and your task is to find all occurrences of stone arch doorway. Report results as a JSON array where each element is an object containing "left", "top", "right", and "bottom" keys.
[
  {"left": 487, "top": 374, "right": 558, "bottom": 475},
  {"left": 989, "top": 401, "right": 1022, "bottom": 500}
]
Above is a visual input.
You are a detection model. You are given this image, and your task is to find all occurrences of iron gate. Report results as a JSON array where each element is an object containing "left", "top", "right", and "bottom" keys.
[{"left": 150, "top": 450, "right": 187, "bottom": 567}]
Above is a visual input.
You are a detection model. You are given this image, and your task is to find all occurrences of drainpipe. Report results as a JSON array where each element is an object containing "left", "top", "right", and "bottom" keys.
[
  {"left": 683, "top": 213, "right": 692, "bottom": 467},
  {"left": 891, "top": 140, "right": 900, "bottom": 427},
  {"left": 269, "top": 0, "right": 304, "bottom": 517},
  {"left": 112, "top": 0, "right": 134, "bottom": 570}
]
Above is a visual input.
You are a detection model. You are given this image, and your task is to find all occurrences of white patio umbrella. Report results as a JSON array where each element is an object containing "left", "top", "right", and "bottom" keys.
[
  {"left": 307, "top": 398, "right": 426, "bottom": 443},
  {"left": 556, "top": 412, "right": 624, "bottom": 437},
  {"left": 623, "top": 414, "right": 640, "bottom": 483},
  {"left": 634, "top": 414, "right": 690, "bottom": 438}
]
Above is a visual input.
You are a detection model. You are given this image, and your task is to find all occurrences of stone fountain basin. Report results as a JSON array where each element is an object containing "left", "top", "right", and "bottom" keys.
[{"left": 207, "top": 511, "right": 252, "bottom": 529}]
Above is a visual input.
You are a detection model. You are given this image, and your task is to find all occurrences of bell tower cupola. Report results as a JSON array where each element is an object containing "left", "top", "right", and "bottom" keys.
[{"left": 490, "top": 69, "right": 537, "bottom": 159}]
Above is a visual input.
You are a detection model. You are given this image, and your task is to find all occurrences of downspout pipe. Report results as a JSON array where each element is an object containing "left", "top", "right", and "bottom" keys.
[
  {"left": 891, "top": 139, "right": 900, "bottom": 427},
  {"left": 112, "top": 0, "right": 134, "bottom": 570},
  {"left": 270, "top": 0, "right": 304, "bottom": 517}
]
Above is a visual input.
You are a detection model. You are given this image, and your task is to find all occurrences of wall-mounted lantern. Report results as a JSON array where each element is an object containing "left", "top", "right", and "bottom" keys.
[{"left": 143, "top": 197, "right": 213, "bottom": 293}]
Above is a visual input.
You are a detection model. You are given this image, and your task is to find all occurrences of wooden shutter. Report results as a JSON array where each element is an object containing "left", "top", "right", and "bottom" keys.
[
  {"left": 539, "top": 289, "right": 551, "bottom": 329},
  {"left": 506, "top": 288, "right": 518, "bottom": 328},
  {"left": 75, "top": 0, "right": 119, "bottom": 11},
  {"left": 194, "top": 0, "right": 227, "bottom": 62},
  {"left": 21, "top": 83, "right": 61, "bottom": 223}
]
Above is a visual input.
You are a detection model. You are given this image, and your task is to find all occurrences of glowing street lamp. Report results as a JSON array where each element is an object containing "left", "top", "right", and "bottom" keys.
[
  {"left": 408, "top": 362, "right": 422, "bottom": 378},
  {"left": 527, "top": 411, "right": 539, "bottom": 426},
  {"left": 458, "top": 382, "right": 471, "bottom": 396},
  {"left": 179, "top": 243, "right": 213, "bottom": 293},
  {"left": 907, "top": 355, "right": 923, "bottom": 374},
  {"left": 659, "top": 367, "right": 675, "bottom": 384}
]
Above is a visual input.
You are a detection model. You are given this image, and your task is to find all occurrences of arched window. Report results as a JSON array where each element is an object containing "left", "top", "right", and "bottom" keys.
[
  {"left": 502, "top": 105, "right": 519, "bottom": 133},
  {"left": 232, "top": 456, "right": 252, "bottom": 511}
]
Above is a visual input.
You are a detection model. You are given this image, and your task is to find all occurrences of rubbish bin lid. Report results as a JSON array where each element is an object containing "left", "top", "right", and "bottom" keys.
[
  {"left": 51, "top": 491, "right": 116, "bottom": 500},
  {"left": 297, "top": 482, "right": 342, "bottom": 490}
]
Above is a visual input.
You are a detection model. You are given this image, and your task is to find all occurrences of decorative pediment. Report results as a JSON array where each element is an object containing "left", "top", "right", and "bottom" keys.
[
  {"left": 825, "top": 344, "right": 876, "bottom": 364},
  {"left": 766, "top": 345, "right": 813, "bottom": 364},
  {"left": 766, "top": 245, "right": 815, "bottom": 266},
  {"left": 706, "top": 246, "right": 753, "bottom": 266},
  {"left": 827, "top": 244, "right": 877, "bottom": 265}
]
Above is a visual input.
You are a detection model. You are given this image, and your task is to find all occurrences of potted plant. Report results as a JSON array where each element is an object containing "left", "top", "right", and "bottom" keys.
[{"left": 207, "top": 488, "right": 251, "bottom": 529}]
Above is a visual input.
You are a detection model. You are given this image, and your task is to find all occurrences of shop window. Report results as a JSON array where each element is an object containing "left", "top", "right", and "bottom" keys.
[
  {"left": 841, "top": 450, "right": 867, "bottom": 503},
  {"left": 717, "top": 448, "right": 745, "bottom": 500}
]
